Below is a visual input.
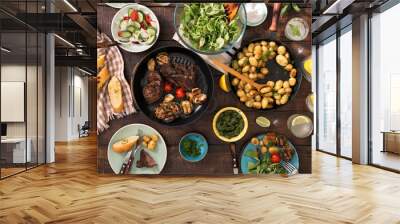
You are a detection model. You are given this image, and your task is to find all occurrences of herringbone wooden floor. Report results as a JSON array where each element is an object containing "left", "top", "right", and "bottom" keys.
[{"left": 1, "top": 135, "right": 400, "bottom": 224}]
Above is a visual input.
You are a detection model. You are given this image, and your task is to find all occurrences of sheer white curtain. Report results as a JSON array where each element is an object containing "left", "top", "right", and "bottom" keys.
[
  {"left": 339, "top": 29, "right": 352, "bottom": 158},
  {"left": 317, "top": 37, "right": 337, "bottom": 154}
]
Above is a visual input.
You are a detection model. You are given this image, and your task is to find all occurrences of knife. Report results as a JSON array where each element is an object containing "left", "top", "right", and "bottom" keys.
[
  {"left": 123, "top": 138, "right": 144, "bottom": 174},
  {"left": 119, "top": 130, "right": 141, "bottom": 175},
  {"left": 122, "top": 129, "right": 144, "bottom": 175},
  {"left": 119, "top": 144, "right": 136, "bottom": 175},
  {"left": 229, "top": 143, "right": 239, "bottom": 175}
]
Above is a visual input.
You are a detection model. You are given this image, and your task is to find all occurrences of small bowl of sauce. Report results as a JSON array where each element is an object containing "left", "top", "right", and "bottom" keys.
[{"left": 244, "top": 3, "right": 268, "bottom": 27}]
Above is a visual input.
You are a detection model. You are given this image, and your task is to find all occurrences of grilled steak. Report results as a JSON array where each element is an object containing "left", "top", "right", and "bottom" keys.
[
  {"left": 159, "top": 62, "right": 197, "bottom": 90},
  {"left": 143, "top": 71, "right": 162, "bottom": 104}
]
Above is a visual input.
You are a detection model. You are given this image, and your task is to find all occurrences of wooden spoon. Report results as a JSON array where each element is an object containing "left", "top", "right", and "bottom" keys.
[{"left": 212, "top": 59, "right": 267, "bottom": 92}]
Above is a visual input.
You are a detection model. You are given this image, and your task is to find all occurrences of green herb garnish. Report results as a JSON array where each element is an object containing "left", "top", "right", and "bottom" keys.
[
  {"left": 289, "top": 24, "right": 301, "bottom": 37},
  {"left": 216, "top": 110, "right": 244, "bottom": 139},
  {"left": 182, "top": 138, "right": 202, "bottom": 157}
]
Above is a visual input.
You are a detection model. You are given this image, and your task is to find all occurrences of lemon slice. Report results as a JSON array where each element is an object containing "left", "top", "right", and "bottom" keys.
[
  {"left": 219, "top": 73, "right": 231, "bottom": 92},
  {"left": 292, "top": 116, "right": 309, "bottom": 127},
  {"left": 304, "top": 58, "right": 312, "bottom": 75},
  {"left": 256, "top": 116, "right": 271, "bottom": 128}
]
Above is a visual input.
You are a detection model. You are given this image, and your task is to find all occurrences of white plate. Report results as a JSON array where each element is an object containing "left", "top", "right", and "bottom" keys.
[
  {"left": 111, "top": 4, "right": 160, "bottom": 53},
  {"left": 107, "top": 124, "right": 167, "bottom": 174}
]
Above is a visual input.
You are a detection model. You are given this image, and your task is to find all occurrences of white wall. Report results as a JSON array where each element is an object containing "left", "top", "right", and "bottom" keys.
[
  {"left": 1, "top": 64, "right": 46, "bottom": 164},
  {"left": 1, "top": 65, "right": 36, "bottom": 138},
  {"left": 54, "top": 66, "right": 89, "bottom": 141}
]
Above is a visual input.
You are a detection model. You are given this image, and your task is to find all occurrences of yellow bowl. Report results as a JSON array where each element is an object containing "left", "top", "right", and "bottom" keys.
[{"left": 212, "top": 107, "right": 248, "bottom": 142}]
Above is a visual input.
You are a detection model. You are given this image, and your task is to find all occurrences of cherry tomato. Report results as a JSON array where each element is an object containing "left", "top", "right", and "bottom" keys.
[
  {"left": 123, "top": 16, "right": 130, "bottom": 20},
  {"left": 175, "top": 87, "right": 185, "bottom": 98},
  {"left": 145, "top": 14, "right": 152, "bottom": 24},
  {"left": 130, "top": 10, "right": 138, "bottom": 21},
  {"left": 164, "top": 82, "right": 173, "bottom": 92},
  {"left": 271, "top": 153, "right": 281, "bottom": 164}
]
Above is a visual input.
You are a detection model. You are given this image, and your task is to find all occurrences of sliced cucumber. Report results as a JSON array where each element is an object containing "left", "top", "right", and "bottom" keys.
[
  {"left": 118, "top": 31, "right": 132, "bottom": 38},
  {"left": 120, "top": 20, "right": 128, "bottom": 31},
  {"left": 145, "top": 34, "right": 156, "bottom": 45},
  {"left": 137, "top": 11, "right": 144, "bottom": 23},
  {"left": 146, "top": 27, "right": 156, "bottom": 37},
  {"left": 127, "top": 25, "right": 137, "bottom": 33},
  {"left": 128, "top": 8, "right": 133, "bottom": 17},
  {"left": 131, "top": 21, "right": 141, "bottom": 29},
  {"left": 139, "top": 31, "right": 149, "bottom": 42},
  {"left": 119, "top": 37, "right": 130, "bottom": 43},
  {"left": 132, "top": 30, "right": 141, "bottom": 41}
]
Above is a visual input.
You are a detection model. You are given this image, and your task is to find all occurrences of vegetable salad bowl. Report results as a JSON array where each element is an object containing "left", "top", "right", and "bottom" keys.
[{"left": 174, "top": 3, "right": 247, "bottom": 55}]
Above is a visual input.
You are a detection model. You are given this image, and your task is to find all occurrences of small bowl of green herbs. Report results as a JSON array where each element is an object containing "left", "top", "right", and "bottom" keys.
[
  {"left": 212, "top": 107, "right": 248, "bottom": 142},
  {"left": 179, "top": 133, "right": 208, "bottom": 162},
  {"left": 174, "top": 3, "right": 246, "bottom": 55}
]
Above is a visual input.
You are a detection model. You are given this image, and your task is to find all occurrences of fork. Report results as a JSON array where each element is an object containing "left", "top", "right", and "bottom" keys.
[
  {"left": 123, "top": 129, "right": 144, "bottom": 174},
  {"left": 280, "top": 161, "right": 298, "bottom": 176}
]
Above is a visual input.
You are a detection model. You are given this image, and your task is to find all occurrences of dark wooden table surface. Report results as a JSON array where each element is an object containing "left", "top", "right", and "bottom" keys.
[{"left": 97, "top": 3, "right": 312, "bottom": 175}]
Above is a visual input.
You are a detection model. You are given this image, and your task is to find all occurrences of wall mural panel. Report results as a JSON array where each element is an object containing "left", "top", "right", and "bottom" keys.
[{"left": 97, "top": 2, "right": 313, "bottom": 176}]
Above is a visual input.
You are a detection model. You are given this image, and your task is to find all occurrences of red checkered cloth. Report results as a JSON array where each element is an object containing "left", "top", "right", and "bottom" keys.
[{"left": 97, "top": 33, "right": 136, "bottom": 134}]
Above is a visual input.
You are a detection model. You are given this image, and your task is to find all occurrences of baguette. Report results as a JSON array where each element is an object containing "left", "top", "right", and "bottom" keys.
[
  {"left": 97, "top": 54, "right": 106, "bottom": 70},
  {"left": 97, "top": 66, "right": 110, "bottom": 91},
  {"left": 112, "top": 136, "right": 139, "bottom": 153},
  {"left": 108, "top": 76, "right": 124, "bottom": 113}
]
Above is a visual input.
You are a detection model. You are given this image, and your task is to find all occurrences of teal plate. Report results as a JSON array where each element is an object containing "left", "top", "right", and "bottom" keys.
[
  {"left": 107, "top": 123, "right": 167, "bottom": 174},
  {"left": 240, "top": 134, "right": 299, "bottom": 174}
]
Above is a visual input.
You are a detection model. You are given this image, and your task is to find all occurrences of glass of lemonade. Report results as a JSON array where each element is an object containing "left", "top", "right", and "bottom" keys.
[{"left": 287, "top": 114, "right": 313, "bottom": 138}]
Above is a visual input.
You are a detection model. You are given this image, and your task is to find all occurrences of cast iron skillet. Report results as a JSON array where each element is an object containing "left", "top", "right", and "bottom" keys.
[
  {"left": 131, "top": 46, "right": 214, "bottom": 126},
  {"left": 228, "top": 39, "right": 303, "bottom": 110}
]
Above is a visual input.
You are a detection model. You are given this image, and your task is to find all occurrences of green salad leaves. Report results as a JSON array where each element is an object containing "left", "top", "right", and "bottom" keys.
[
  {"left": 179, "top": 3, "right": 241, "bottom": 51},
  {"left": 246, "top": 150, "right": 287, "bottom": 174}
]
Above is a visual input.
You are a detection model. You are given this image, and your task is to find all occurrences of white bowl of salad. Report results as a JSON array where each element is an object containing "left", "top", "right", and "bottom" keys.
[{"left": 111, "top": 4, "right": 159, "bottom": 53}]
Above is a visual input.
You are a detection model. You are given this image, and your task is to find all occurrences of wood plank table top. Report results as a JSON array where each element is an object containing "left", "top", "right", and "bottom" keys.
[{"left": 97, "top": 3, "right": 312, "bottom": 175}]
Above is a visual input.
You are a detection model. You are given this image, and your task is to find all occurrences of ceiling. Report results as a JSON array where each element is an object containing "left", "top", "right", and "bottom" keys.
[
  {"left": 312, "top": 0, "right": 390, "bottom": 44},
  {"left": 0, "top": 0, "right": 97, "bottom": 74}
]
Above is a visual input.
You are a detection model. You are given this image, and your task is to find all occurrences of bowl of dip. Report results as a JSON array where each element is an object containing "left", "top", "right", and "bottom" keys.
[{"left": 244, "top": 3, "right": 268, "bottom": 27}]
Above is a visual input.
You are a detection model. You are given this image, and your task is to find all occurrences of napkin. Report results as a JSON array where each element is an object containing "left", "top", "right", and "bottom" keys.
[
  {"left": 172, "top": 33, "right": 243, "bottom": 73},
  {"left": 97, "top": 33, "right": 136, "bottom": 134}
]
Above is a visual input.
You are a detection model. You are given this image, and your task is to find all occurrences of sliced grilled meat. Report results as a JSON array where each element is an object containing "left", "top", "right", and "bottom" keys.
[
  {"left": 146, "top": 71, "right": 162, "bottom": 83},
  {"left": 159, "top": 62, "right": 197, "bottom": 90},
  {"left": 136, "top": 150, "right": 157, "bottom": 168}
]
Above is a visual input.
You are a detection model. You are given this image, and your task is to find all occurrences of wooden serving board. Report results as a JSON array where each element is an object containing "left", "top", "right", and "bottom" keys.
[{"left": 97, "top": 3, "right": 312, "bottom": 175}]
